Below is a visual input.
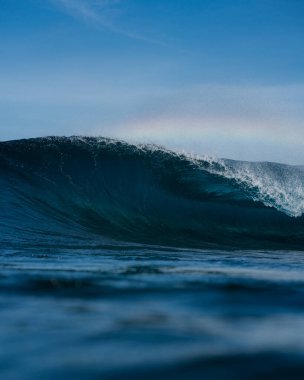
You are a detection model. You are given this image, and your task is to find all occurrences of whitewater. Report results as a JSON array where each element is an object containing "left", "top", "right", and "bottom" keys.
[{"left": 1, "top": 136, "right": 304, "bottom": 379}]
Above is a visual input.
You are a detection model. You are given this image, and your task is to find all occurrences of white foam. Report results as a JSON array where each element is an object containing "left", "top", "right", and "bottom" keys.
[
  {"left": 41, "top": 136, "right": 304, "bottom": 218},
  {"left": 206, "top": 159, "right": 304, "bottom": 217}
]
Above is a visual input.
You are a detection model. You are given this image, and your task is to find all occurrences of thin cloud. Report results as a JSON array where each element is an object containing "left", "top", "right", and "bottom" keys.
[
  {"left": 53, "top": 0, "right": 116, "bottom": 25},
  {"left": 51, "top": 0, "right": 168, "bottom": 46}
]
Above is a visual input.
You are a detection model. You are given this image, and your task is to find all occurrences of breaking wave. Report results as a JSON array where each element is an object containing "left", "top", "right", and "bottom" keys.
[{"left": 1, "top": 136, "right": 304, "bottom": 249}]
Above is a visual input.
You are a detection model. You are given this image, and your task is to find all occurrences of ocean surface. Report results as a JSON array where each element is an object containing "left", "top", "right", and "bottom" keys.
[{"left": 1, "top": 136, "right": 304, "bottom": 379}]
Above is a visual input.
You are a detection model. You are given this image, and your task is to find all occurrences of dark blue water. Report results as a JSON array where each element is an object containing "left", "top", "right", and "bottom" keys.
[{"left": 1, "top": 137, "right": 304, "bottom": 379}]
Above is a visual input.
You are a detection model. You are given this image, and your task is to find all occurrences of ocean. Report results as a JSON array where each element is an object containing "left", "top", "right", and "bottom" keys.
[{"left": 1, "top": 136, "right": 304, "bottom": 379}]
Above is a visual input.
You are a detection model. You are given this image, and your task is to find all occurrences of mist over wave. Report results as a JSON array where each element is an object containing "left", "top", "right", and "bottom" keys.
[{"left": 1, "top": 136, "right": 304, "bottom": 249}]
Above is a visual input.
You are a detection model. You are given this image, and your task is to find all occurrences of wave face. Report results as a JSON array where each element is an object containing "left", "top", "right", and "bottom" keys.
[{"left": 1, "top": 136, "right": 304, "bottom": 249}]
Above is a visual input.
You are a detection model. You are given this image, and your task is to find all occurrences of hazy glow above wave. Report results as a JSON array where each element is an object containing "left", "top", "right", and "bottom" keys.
[
  {"left": 87, "top": 84, "right": 304, "bottom": 164},
  {"left": 1, "top": 1, "right": 304, "bottom": 165}
]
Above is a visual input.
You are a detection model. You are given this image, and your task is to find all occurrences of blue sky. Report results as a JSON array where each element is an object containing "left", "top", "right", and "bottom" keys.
[{"left": 1, "top": 0, "right": 304, "bottom": 163}]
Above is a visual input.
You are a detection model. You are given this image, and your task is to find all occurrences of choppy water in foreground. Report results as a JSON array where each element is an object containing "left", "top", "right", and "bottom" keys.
[
  {"left": 1, "top": 137, "right": 304, "bottom": 379},
  {"left": 2, "top": 247, "right": 304, "bottom": 379}
]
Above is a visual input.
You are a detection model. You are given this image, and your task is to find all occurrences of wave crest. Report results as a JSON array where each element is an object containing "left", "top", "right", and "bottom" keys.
[{"left": 0, "top": 136, "right": 304, "bottom": 249}]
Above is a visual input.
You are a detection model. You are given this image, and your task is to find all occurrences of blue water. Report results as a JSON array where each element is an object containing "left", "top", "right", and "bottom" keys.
[{"left": 1, "top": 137, "right": 304, "bottom": 379}]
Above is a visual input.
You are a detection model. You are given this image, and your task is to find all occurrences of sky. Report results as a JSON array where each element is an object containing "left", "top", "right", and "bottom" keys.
[{"left": 0, "top": 0, "right": 304, "bottom": 163}]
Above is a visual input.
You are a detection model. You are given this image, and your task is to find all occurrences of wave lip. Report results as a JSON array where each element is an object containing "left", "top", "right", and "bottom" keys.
[{"left": 0, "top": 136, "right": 304, "bottom": 249}]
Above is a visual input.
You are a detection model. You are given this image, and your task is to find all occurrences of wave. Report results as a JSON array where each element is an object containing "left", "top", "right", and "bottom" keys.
[{"left": 0, "top": 136, "right": 304, "bottom": 249}]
